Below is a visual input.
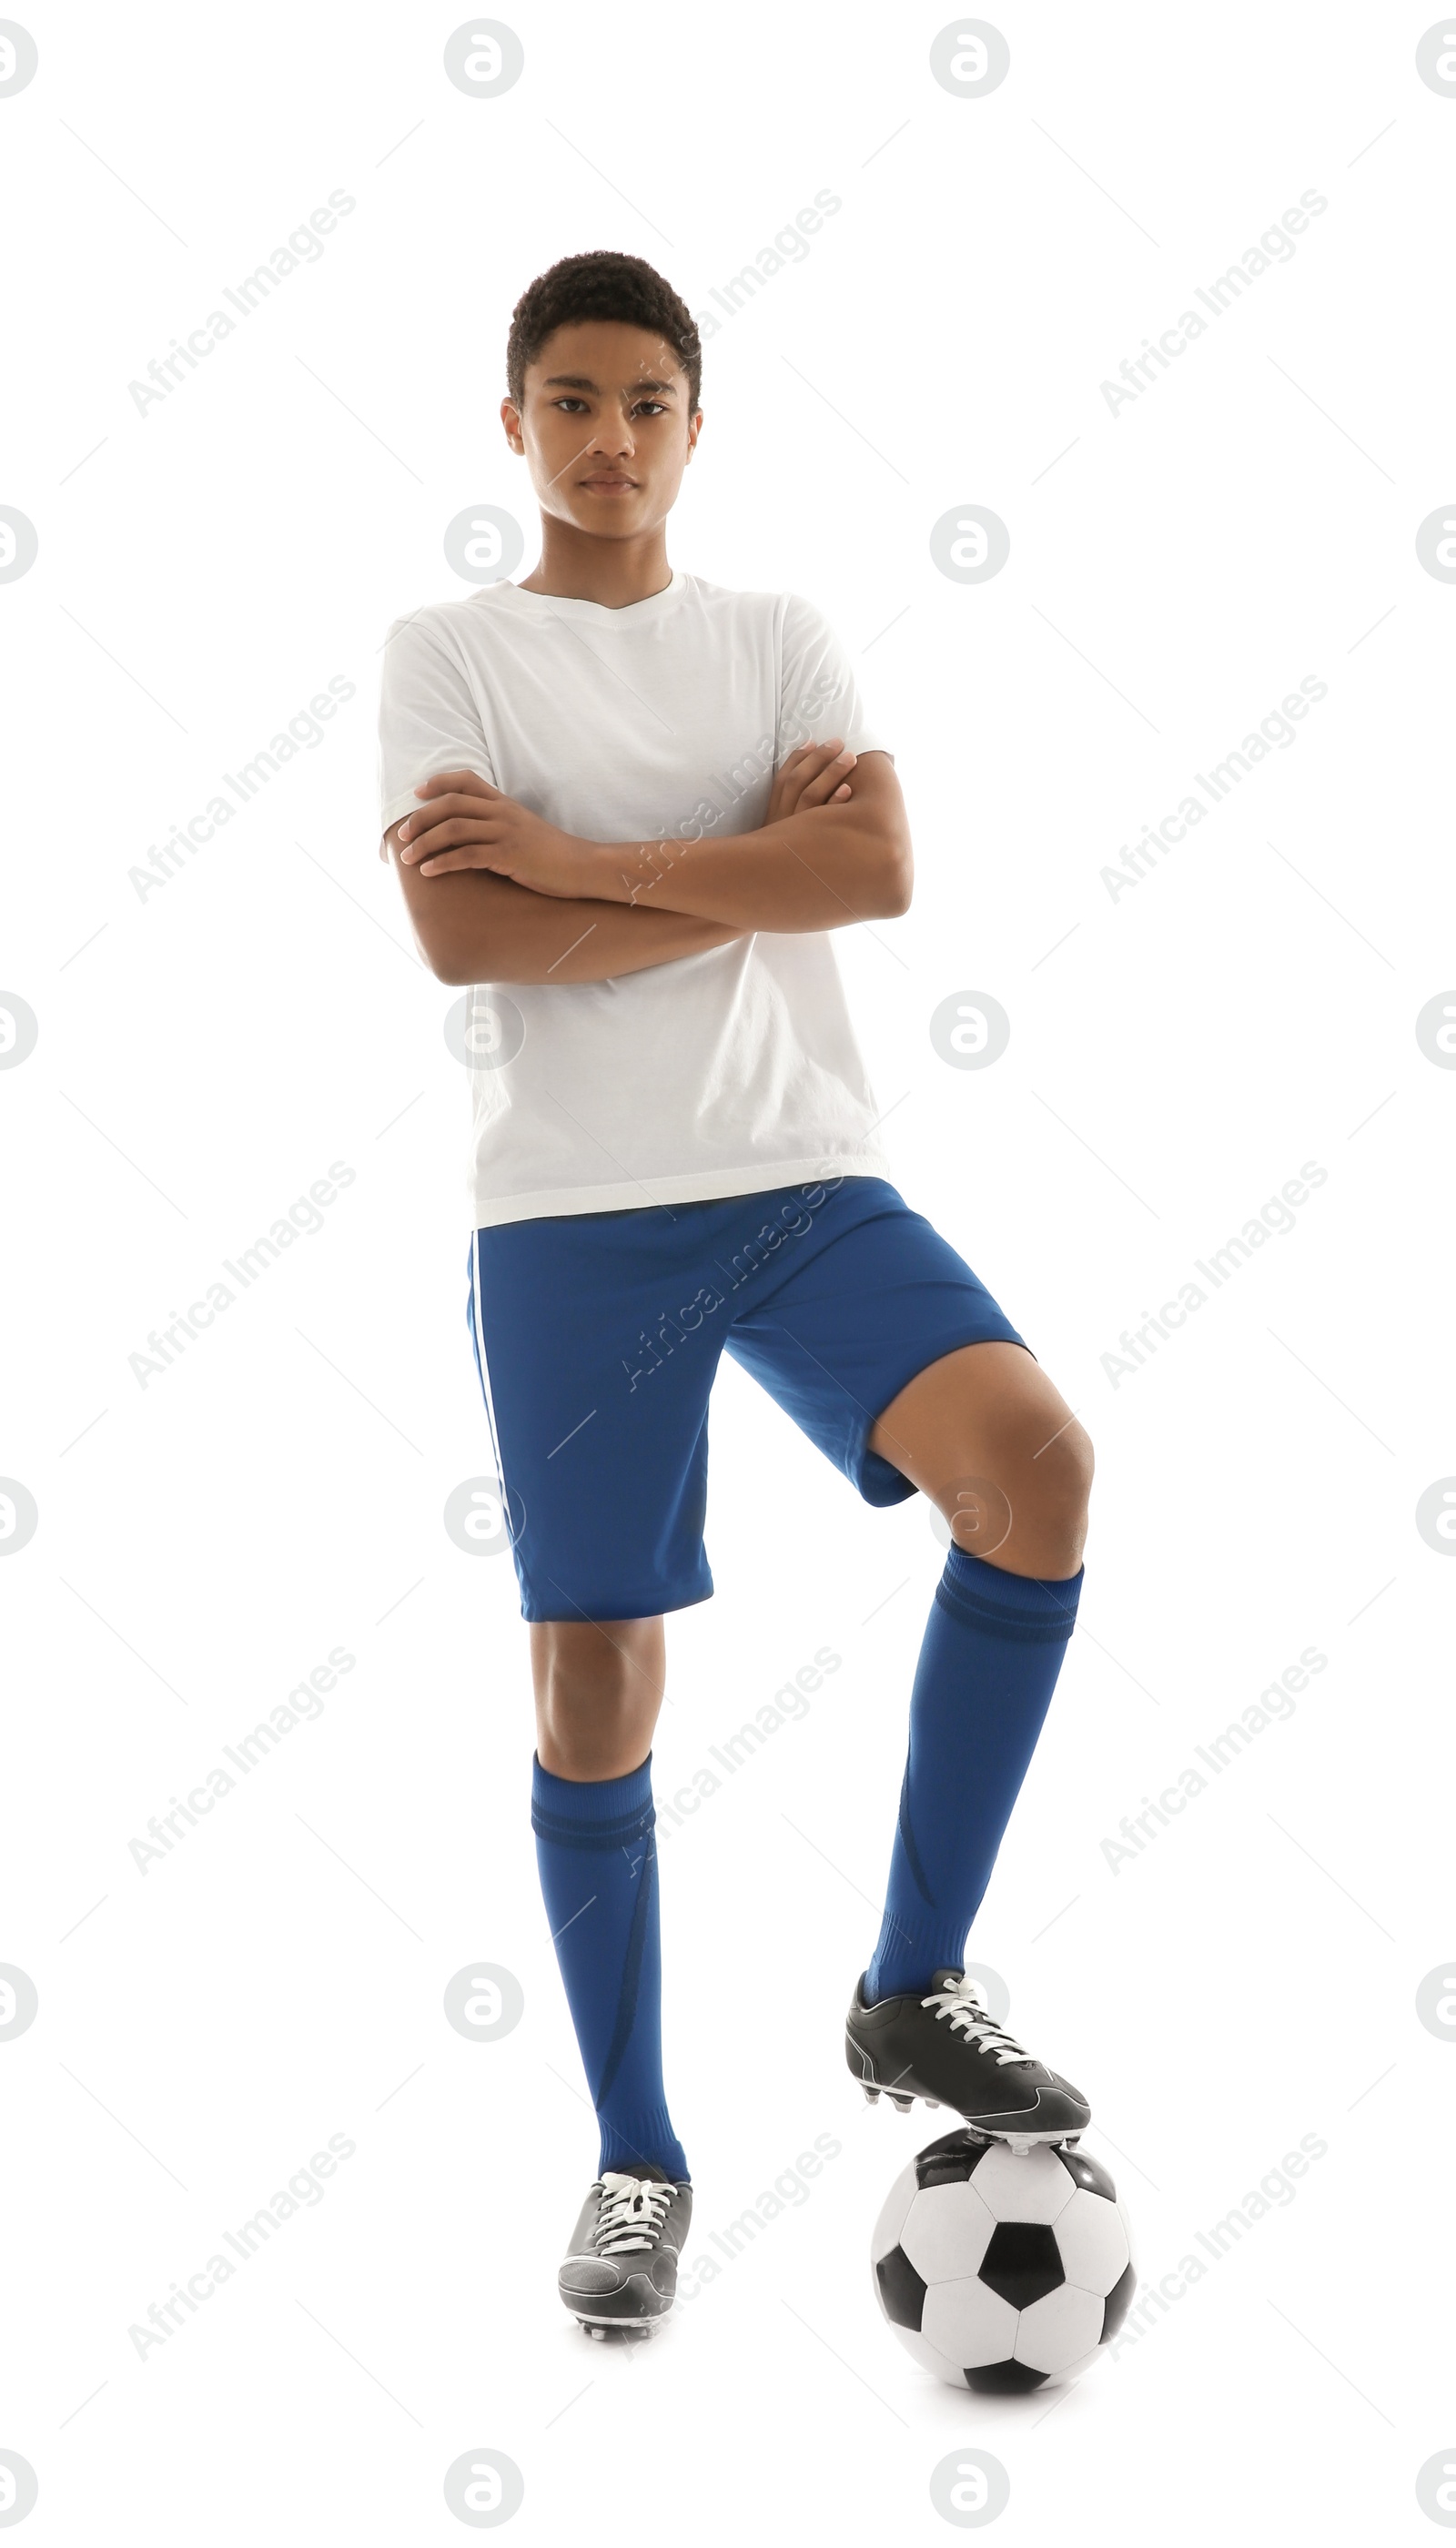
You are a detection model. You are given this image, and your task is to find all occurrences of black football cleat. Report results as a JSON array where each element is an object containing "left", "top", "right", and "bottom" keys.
[
  {"left": 558, "top": 2162, "right": 693, "bottom": 2339},
  {"left": 845, "top": 1965, "right": 1091, "bottom": 2151}
]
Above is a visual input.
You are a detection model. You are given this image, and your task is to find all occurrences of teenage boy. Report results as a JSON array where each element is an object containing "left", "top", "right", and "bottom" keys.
[{"left": 377, "top": 252, "right": 1095, "bottom": 2341}]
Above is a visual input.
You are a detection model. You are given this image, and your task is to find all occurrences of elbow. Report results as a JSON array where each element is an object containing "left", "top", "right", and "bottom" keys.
[
  {"left": 880, "top": 841, "right": 915, "bottom": 919},
  {"left": 411, "top": 932, "right": 467, "bottom": 985},
  {"left": 402, "top": 902, "right": 482, "bottom": 984},
  {"left": 416, "top": 935, "right": 480, "bottom": 986}
]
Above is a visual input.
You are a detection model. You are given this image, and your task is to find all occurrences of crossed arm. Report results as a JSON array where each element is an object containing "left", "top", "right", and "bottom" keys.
[{"left": 383, "top": 741, "right": 913, "bottom": 986}]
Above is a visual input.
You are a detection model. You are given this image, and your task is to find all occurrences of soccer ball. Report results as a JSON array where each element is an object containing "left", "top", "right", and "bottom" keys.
[{"left": 870, "top": 2128, "right": 1136, "bottom": 2392}]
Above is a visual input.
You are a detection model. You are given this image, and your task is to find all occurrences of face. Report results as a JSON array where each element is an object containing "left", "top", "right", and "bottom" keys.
[{"left": 501, "top": 319, "right": 701, "bottom": 539}]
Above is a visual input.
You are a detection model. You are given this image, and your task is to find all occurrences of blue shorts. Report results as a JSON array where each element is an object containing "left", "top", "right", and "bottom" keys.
[{"left": 466, "top": 1175, "right": 1027, "bottom": 1623}]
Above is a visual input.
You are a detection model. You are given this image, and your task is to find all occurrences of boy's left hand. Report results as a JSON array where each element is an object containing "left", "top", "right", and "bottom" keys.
[{"left": 397, "top": 771, "right": 591, "bottom": 897}]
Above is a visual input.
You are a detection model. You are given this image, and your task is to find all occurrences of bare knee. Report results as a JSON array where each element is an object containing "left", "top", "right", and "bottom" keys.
[
  {"left": 531, "top": 1617, "right": 665, "bottom": 1780},
  {"left": 938, "top": 1411, "right": 1093, "bottom": 1578},
  {"left": 1026, "top": 1417, "right": 1094, "bottom": 1568}
]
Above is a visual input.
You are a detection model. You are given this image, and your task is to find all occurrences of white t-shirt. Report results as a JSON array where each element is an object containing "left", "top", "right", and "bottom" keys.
[{"left": 376, "top": 568, "right": 895, "bottom": 1228}]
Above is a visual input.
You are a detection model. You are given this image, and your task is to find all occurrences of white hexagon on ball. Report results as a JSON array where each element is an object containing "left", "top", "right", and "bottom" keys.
[
  {"left": 921, "top": 2278, "right": 1019, "bottom": 2368},
  {"left": 1055, "top": 2186, "right": 1132, "bottom": 2294},
  {"left": 870, "top": 2168, "right": 917, "bottom": 2265},
  {"left": 901, "top": 2181, "right": 997, "bottom": 2283},
  {"left": 893, "top": 2323, "right": 962, "bottom": 2383},
  {"left": 1013, "top": 2282, "right": 1105, "bottom": 2372},
  {"left": 969, "top": 2141, "right": 1077, "bottom": 2225}
]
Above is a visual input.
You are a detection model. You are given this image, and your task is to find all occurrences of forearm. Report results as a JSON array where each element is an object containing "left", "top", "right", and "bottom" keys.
[
  {"left": 385, "top": 830, "right": 744, "bottom": 986},
  {"left": 575, "top": 801, "right": 912, "bottom": 932}
]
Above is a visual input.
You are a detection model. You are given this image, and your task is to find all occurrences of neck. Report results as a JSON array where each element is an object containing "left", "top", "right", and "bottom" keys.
[{"left": 518, "top": 519, "right": 673, "bottom": 610}]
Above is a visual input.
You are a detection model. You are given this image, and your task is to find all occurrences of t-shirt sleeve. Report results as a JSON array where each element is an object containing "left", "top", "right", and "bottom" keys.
[
  {"left": 775, "top": 590, "right": 893, "bottom": 770},
  {"left": 376, "top": 609, "right": 499, "bottom": 847}
]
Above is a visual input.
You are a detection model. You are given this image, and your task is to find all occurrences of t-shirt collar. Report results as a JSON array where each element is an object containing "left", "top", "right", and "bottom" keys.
[{"left": 484, "top": 566, "right": 686, "bottom": 627}]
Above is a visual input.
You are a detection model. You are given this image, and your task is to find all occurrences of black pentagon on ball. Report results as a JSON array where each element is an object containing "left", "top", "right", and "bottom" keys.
[
  {"left": 963, "top": 2360, "right": 1050, "bottom": 2394},
  {"left": 914, "top": 2129, "right": 996, "bottom": 2190},
  {"left": 1054, "top": 2146, "right": 1117, "bottom": 2202},
  {"left": 1099, "top": 2259, "right": 1137, "bottom": 2343},
  {"left": 978, "top": 2221, "right": 1066, "bottom": 2310},
  {"left": 875, "top": 2243, "right": 927, "bottom": 2331}
]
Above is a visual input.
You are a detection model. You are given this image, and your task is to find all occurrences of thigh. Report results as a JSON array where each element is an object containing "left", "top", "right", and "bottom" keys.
[
  {"left": 467, "top": 1210, "right": 724, "bottom": 1624},
  {"left": 720, "top": 1177, "right": 1029, "bottom": 1507},
  {"left": 867, "top": 1337, "right": 1073, "bottom": 1481}
]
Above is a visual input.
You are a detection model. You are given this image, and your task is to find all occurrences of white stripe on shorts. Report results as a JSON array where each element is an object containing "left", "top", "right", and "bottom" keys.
[{"left": 470, "top": 1228, "right": 507, "bottom": 1498}]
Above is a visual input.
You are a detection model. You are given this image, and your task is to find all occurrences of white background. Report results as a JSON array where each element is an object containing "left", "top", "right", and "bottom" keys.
[{"left": 3, "top": 1, "right": 1454, "bottom": 2539}]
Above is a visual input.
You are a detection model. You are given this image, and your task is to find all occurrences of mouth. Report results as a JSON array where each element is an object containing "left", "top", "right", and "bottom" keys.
[{"left": 581, "top": 475, "right": 637, "bottom": 492}]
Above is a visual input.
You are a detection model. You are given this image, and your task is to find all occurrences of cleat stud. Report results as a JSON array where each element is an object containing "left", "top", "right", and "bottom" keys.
[
  {"left": 890, "top": 2093, "right": 914, "bottom": 2113},
  {"left": 862, "top": 2084, "right": 881, "bottom": 2104},
  {"left": 925, "top": 2099, "right": 940, "bottom": 2108}
]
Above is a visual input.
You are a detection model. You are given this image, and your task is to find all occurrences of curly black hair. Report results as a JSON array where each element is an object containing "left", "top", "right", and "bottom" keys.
[{"left": 505, "top": 249, "right": 702, "bottom": 418}]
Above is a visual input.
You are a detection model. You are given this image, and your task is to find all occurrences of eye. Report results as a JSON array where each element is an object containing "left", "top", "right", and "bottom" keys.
[
  {"left": 633, "top": 399, "right": 668, "bottom": 416},
  {"left": 551, "top": 397, "right": 590, "bottom": 413}
]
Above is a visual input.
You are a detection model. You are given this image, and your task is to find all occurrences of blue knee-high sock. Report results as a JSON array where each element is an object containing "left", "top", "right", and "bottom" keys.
[
  {"left": 864, "top": 1544, "right": 1083, "bottom": 2002},
  {"left": 531, "top": 1750, "right": 689, "bottom": 2184}
]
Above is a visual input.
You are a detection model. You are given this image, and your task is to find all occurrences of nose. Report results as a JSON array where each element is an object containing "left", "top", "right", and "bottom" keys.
[{"left": 590, "top": 415, "right": 636, "bottom": 461}]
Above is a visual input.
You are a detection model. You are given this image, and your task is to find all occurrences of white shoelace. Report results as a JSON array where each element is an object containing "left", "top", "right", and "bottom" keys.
[
  {"left": 921, "top": 1977, "right": 1036, "bottom": 2068},
  {"left": 594, "top": 2170, "right": 675, "bottom": 2253}
]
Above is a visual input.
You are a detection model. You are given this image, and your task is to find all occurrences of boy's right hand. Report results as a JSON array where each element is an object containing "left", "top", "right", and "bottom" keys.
[{"left": 768, "top": 738, "right": 857, "bottom": 824}]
